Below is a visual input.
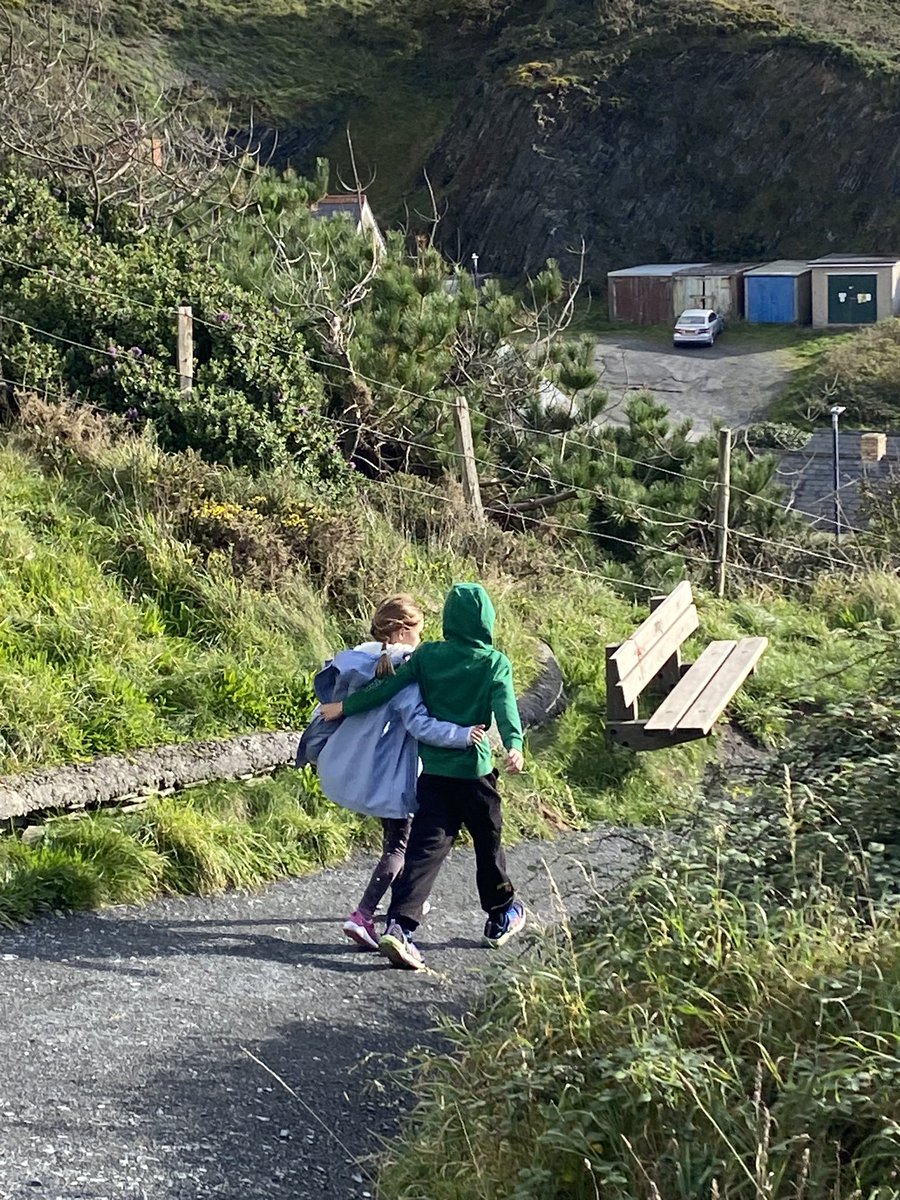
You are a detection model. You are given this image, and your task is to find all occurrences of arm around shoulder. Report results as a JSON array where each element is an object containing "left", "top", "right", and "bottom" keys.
[
  {"left": 398, "top": 693, "right": 474, "bottom": 750},
  {"left": 342, "top": 657, "right": 417, "bottom": 716}
]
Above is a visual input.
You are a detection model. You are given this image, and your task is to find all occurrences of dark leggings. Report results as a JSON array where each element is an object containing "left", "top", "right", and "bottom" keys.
[{"left": 357, "top": 817, "right": 412, "bottom": 919}]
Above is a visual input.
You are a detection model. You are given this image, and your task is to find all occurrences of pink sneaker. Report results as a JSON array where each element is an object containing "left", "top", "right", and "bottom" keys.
[{"left": 342, "top": 910, "right": 379, "bottom": 950}]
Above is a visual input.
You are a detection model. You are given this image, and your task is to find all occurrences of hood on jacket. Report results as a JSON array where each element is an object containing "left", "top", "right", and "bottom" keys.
[{"left": 442, "top": 583, "right": 495, "bottom": 648}]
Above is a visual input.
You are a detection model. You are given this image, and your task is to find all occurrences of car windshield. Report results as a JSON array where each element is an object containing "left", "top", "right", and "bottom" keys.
[{"left": 679, "top": 315, "right": 707, "bottom": 325}]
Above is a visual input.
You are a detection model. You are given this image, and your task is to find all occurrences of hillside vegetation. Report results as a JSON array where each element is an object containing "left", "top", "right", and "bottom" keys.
[
  {"left": 381, "top": 668, "right": 900, "bottom": 1198},
  {"left": 9, "top": 0, "right": 900, "bottom": 262},
  {"left": 2, "top": 393, "right": 897, "bottom": 925}
]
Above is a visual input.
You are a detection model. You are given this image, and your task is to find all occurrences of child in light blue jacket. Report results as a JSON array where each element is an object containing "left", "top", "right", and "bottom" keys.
[{"left": 297, "top": 594, "right": 483, "bottom": 949}]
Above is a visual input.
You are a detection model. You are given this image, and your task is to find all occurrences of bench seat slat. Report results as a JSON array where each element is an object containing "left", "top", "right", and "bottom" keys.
[
  {"left": 643, "top": 640, "right": 737, "bottom": 733},
  {"left": 674, "top": 636, "right": 768, "bottom": 736},
  {"left": 610, "top": 580, "right": 694, "bottom": 680},
  {"left": 614, "top": 604, "right": 699, "bottom": 710}
]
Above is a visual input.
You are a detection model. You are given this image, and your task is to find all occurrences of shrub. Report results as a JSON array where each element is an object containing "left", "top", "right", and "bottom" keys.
[
  {"left": 792, "top": 320, "right": 900, "bottom": 426},
  {"left": 0, "top": 174, "right": 348, "bottom": 480},
  {"left": 744, "top": 420, "right": 812, "bottom": 450}
]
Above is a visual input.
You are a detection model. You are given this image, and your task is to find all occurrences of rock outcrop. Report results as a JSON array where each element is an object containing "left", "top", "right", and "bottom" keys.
[{"left": 427, "top": 39, "right": 900, "bottom": 282}]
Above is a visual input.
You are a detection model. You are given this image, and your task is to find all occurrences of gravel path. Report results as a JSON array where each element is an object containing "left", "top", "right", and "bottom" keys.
[
  {"left": 595, "top": 333, "right": 794, "bottom": 437},
  {"left": 0, "top": 826, "right": 643, "bottom": 1200}
]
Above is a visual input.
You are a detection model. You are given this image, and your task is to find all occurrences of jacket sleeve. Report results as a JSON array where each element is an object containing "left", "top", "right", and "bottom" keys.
[
  {"left": 490, "top": 653, "right": 524, "bottom": 751},
  {"left": 394, "top": 691, "right": 472, "bottom": 749},
  {"left": 341, "top": 656, "right": 418, "bottom": 716}
]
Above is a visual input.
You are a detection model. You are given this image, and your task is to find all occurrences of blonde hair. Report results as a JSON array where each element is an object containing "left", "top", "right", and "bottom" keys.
[{"left": 371, "top": 594, "right": 423, "bottom": 679}]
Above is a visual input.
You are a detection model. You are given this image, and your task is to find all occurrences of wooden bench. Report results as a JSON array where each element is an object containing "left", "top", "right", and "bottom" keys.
[{"left": 605, "top": 581, "right": 767, "bottom": 752}]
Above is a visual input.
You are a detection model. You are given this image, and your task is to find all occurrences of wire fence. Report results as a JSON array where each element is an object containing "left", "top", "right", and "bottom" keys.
[{"left": 0, "top": 264, "right": 894, "bottom": 597}]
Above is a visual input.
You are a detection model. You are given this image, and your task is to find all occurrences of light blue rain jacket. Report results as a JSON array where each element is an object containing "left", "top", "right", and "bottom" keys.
[{"left": 303, "top": 643, "right": 472, "bottom": 820}]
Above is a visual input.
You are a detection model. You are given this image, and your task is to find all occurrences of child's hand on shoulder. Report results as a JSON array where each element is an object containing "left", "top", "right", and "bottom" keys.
[
  {"left": 320, "top": 701, "right": 343, "bottom": 722},
  {"left": 468, "top": 725, "right": 487, "bottom": 745},
  {"left": 505, "top": 748, "right": 524, "bottom": 774}
]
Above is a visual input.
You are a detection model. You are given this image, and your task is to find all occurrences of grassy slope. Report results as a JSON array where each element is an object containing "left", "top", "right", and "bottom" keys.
[
  {"left": 2, "top": 409, "right": 898, "bottom": 924},
  {"left": 27, "top": 0, "right": 898, "bottom": 221},
  {"left": 0, "top": 442, "right": 331, "bottom": 769},
  {"left": 775, "top": 0, "right": 900, "bottom": 62}
]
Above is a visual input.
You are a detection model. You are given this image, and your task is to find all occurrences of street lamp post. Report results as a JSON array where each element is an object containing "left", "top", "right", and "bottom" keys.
[
  {"left": 830, "top": 404, "right": 847, "bottom": 540},
  {"left": 470, "top": 252, "right": 479, "bottom": 286}
]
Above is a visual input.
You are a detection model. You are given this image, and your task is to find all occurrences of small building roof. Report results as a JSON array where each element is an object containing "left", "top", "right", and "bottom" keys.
[
  {"left": 608, "top": 263, "right": 709, "bottom": 278},
  {"left": 808, "top": 253, "right": 900, "bottom": 268},
  {"left": 673, "top": 263, "right": 762, "bottom": 278},
  {"left": 744, "top": 260, "right": 812, "bottom": 277},
  {"left": 312, "top": 194, "right": 366, "bottom": 220},
  {"left": 776, "top": 429, "right": 900, "bottom": 528},
  {"left": 310, "top": 192, "right": 385, "bottom": 250}
]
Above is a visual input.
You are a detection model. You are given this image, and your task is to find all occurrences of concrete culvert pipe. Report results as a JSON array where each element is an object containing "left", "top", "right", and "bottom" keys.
[{"left": 0, "top": 644, "right": 567, "bottom": 822}]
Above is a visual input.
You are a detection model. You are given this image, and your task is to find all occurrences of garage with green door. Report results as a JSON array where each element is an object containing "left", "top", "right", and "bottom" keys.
[{"left": 810, "top": 254, "right": 900, "bottom": 327}]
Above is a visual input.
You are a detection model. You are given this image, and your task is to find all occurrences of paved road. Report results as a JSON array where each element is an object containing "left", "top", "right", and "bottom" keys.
[
  {"left": 0, "top": 827, "right": 643, "bottom": 1200},
  {"left": 594, "top": 333, "right": 794, "bottom": 438}
]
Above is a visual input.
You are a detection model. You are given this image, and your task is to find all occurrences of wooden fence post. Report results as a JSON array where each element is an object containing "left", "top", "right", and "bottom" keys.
[
  {"left": 713, "top": 427, "right": 731, "bottom": 598},
  {"left": 452, "top": 391, "right": 485, "bottom": 523},
  {"left": 177, "top": 305, "right": 193, "bottom": 400}
]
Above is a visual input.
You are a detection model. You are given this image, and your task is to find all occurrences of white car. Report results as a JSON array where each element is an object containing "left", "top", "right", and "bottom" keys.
[{"left": 673, "top": 309, "right": 725, "bottom": 347}]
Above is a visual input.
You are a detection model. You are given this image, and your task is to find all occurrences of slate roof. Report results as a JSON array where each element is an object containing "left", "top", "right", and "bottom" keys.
[{"left": 775, "top": 430, "right": 900, "bottom": 529}]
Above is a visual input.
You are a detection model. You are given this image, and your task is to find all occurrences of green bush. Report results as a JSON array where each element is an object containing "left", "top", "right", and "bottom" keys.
[
  {"left": 0, "top": 174, "right": 347, "bottom": 479},
  {"left": 790, "top": 320, "right": 900, "bottom": 426},
  {"left": 744, "top": 420, "right": 812, "bottom": 450}
]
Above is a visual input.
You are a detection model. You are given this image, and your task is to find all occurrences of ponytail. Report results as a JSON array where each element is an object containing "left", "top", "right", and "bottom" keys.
[
  {"left": 370, "top": 593, "right": 423, "bottom": 679},
  {"left": 375, "top": 643, "right": 396, "bottom": 679}
]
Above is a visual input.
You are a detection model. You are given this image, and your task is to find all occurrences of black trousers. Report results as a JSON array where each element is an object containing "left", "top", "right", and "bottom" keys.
[{"left": 388, "top": 772, "right": 514, "bottom": 932}]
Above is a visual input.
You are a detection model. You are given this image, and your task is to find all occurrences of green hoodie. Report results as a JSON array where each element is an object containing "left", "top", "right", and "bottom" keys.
[{"left": 340, "top": 583, "right": 523, "bottom": 779}]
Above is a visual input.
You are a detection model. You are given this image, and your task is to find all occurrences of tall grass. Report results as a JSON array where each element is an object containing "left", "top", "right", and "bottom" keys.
[
  {"left": 0, "top": 434, "right": 336, "bottom": 771},
  {"left": 379, "top": 709, "right": 900, "bottom": 1200},
  {"left": 0, "top": 769, "right": 369, "bottom": 926}
]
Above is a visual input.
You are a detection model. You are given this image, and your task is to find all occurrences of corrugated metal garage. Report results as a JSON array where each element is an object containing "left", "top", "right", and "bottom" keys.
[
  {"left": 672, "top": 264, "right": 760, "bottom": 320},
  {"left": 607, "top": 263, "right": 709, "bottom": 325},
  {"left": 744, "top": 261, "right": 812, "bottom": 324}
]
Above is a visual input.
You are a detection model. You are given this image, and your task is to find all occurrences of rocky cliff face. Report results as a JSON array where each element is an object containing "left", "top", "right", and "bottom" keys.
[{"left": 427, "top": 39, "right": 900, "bottom": 282}]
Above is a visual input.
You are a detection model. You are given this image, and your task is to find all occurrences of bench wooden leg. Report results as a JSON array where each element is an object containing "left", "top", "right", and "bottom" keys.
[
  {"left": 607, "top": 721, "right": 703, "bottom": 752},
  {"left": 606, "top": 644, "right": 639, "bottom": 724}
]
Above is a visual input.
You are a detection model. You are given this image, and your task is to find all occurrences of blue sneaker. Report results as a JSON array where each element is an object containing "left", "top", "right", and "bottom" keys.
[
  {"left": 483, "top": 900, "right": 526, "bottom": 948},
  {"left": 379, "top": 920, "right": 425, "bottom": 971}
]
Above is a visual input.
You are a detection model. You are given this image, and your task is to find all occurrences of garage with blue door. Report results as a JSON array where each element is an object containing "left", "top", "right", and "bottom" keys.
[{"left": 744, "top": 261, "right": 812, "bottom": 324}]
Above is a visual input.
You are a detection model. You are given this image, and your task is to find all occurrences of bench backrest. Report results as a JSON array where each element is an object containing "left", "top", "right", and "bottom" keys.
[{"left": 608, "top": 580, "right": 699, "bottom": 709}]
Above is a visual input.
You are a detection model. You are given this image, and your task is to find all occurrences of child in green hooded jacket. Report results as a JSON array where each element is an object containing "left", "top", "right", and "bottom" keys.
[{"left": 320, "top": 582, "right": 526, "bottom": 970}]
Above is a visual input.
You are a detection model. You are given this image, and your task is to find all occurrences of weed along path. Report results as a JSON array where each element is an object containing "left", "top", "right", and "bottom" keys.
[{"left": 0, "top": 826, "right": 642, "bottom": 1200}]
